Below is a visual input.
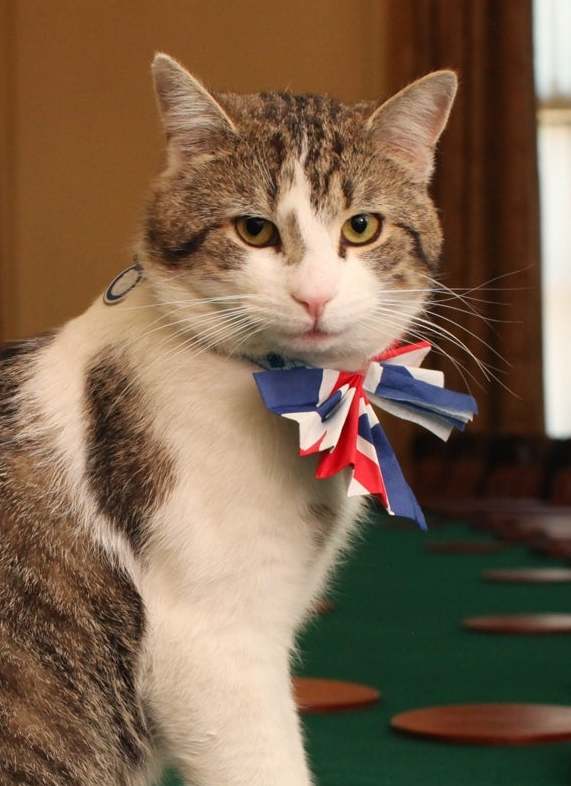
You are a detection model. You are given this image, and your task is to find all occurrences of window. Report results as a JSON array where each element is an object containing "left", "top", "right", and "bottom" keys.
[{"left": 534, "top": 0, "right": 571, "bottom": 437}]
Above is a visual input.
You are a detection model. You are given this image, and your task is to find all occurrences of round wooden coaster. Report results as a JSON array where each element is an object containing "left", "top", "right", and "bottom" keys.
[
  {"left": 391, "top": 703, "right": 571, "bottom": 745},
  {"left": 464, "top": 613, "right": 571, "bottom": 634},
  {"left": 533, "top": 541, "right": 571, "bottom": 560},
  {"left": 293, "top": 677, "right": 380, "bottom": 714},
  {"left": 426, "top": 541, "right": 507, "bottom": 555},
  {"left": 483, "top": 567, "right": 571, "bottom": 584},
  {"left": 483, "top": 515, "right": 571, "bottom": 541},
  {"left": 531, "top": 518, "right": 571, "bottom": 538},
  {"left": 426, "top": 498, "right": 564, "bottom": 518}
]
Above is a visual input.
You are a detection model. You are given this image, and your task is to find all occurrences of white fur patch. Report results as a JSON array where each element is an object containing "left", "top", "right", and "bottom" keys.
[{"left": 23, "top": 280, "right": 362, "bottom": 782}]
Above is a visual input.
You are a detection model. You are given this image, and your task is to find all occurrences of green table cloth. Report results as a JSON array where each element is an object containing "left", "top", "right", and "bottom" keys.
[{"left": 162, "top": 510, "right": 571, "bottom": 785}]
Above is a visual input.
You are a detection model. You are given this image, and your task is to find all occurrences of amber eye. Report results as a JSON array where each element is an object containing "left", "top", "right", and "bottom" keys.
[
  {"left": 341, "top": 213, "right": 382, "bottom": 246},
  {"left": 235, "top": 216, "right": 279, "bottom": 247}
]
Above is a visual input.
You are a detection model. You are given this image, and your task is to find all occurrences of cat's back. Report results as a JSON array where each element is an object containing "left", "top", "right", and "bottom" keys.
[{"left": 0, "top": 336, "right": 151, "bottom": 784}]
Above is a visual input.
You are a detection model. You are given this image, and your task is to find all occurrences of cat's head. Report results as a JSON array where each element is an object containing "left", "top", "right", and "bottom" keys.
[{"left": 142, "top": 54, "right": 456, "bottom": 369}]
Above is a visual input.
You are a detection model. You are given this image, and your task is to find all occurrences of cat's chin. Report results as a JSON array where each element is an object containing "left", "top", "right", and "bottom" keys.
[
  {"left": 268, "top": 332, "right": 342, "bottom": 359},
  {"left": 270, "top": 339, "right": 374, "bottom": 372},
  {"left": 233, "top": 326, "right": 399, "bottom": 370}
]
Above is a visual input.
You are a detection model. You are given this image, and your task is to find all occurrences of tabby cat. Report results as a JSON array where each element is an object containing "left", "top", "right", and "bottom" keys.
[{"left": 0, "top": 54, "right": 456, "bottom": 785}]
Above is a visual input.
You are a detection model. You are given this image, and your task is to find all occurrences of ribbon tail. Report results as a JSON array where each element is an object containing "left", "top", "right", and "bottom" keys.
[
  {"left": 317, "top": 398, "right": 426, "bottom": 530},
  {"left": 368, "top": 393, "right": 458, "bottom": 441},
  {"left": 369, "top": 417, "right": 427, "bottom": 530},
  {"left": 366, "top": 364, "right": 477, "bottom": 442}
]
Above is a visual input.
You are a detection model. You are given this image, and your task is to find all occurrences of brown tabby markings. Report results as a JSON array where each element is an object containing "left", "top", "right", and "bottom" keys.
[
  {"left": 0, "top": 341, "right": 151, "bottom": 785},
  {"left": 145, "top": 90, "right": 443, "bottom": 282},
  {"left": 282, "top": 211, "right": 306, "bottom": 266},
  {"left": 85, "top": 351, "right": 176, "bottom": 555},
  {"left": 394, "top": 222, "right": 432, "bottom": 269},
  {"left": 151, "top": 223, "right": 219, "bottom": 263}
]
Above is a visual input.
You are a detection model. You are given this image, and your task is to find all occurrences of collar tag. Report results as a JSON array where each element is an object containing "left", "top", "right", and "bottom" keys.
[{"left": 103, "top": 263, "right": 143, "bottom": 306}]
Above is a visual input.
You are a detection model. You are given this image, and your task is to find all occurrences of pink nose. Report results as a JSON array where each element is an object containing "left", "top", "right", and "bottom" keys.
[{"left": 291, "top": 295, "right": 331, "bottom": 321}]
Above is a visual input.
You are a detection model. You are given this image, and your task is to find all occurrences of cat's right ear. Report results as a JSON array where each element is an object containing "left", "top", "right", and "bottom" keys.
[{"left": 151, "top": 53, "right": 236, "bottom": 155}]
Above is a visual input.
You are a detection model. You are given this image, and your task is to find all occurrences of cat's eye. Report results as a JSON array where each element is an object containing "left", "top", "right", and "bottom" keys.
[
  {"left": 235, "top": 216, "right": 280, "bottom": 248},
  {"left": 341, "top": 213, "right": 382, "bottom": 246}
]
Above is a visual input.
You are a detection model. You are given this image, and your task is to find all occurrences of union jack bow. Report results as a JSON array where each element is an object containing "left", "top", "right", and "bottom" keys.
[{"left": 252, "top": 341, "right": 477, "bottom": 529}]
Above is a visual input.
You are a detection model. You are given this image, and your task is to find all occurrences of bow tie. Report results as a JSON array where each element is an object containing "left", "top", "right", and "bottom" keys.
[{"left": 251, "top": 341, "right": 477, "bottom": 529}]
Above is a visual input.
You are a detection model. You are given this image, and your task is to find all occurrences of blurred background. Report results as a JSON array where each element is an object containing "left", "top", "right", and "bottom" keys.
[{"left": 0, "top": 0, "right": 569, "bottom": 503}]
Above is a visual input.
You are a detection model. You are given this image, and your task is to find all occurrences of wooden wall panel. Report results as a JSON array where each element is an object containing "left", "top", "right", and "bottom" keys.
[
  {"left": 0, "top": 0, "right": 17, "bottom": 337},
  {"left": 2, "top": 0, "right": 388, "bottom": 339}
]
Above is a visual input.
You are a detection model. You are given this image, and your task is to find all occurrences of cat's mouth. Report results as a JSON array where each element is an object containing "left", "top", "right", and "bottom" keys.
[
  {"left": 282, "top": 327, "right": 345, "bottom": 350},
  {"left": 298, "top": 328, "right": 341, "bottom": 342},
  {"left": 270, "top": 323, "right": 349, "bottom": 355}
]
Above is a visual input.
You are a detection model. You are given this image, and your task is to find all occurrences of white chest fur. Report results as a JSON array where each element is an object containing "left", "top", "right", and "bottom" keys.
[
  {"left": 140, "top": 343, "right": 364, "bottom": 643},
  {"left": 135, "top": 344, "right": 364, "bottom": 784},
  {"left": 31, "top": 289, "right": 366, "bottom": 785}
]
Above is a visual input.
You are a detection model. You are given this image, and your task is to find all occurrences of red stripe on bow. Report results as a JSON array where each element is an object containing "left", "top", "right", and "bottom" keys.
[
  {"left": 313, "top": 371, "right": 389, "bottom": 505},
  {"left": 372, "top": 339, "right": 431, "bottom": 363}
]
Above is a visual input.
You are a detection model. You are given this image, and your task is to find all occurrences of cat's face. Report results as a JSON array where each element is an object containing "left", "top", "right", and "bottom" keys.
[{"left": 143, "top": 55, "right": 456, "bottom": 369}]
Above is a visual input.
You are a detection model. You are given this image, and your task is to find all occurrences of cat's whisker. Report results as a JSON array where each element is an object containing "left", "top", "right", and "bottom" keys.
[
  {"left": 367, "top": 304, "right": 499, "bottom": 384},
  {"left": 172, "top": 304, "right": 277, "bottom": 325},
  {"left": 119, "top": 293, "right": 260, "bottom": 313},
  {"left": 368, "top": 306, "right": 518, "bottom": 395},
  {"left": 436, "top": 295, "right": 511, "bottom": 307},
  {"left": 420, "top": 274, "right": 484, "bottom": 319},
  {"left": 116, "top": 306, "right": 254, "bottom": 359},
  {"left": 407, "top": 317, "right": 509, "bottom": 377},
  {"left": 161, "top": 308, "right": 267, "bottom": 356},
  {"left": 372, "top": 307, "right": 498, "bottom": 379},
  {"left": 188, "top": 316, "right": 263, "bottom": 351},
  {"left": 376, "top": 298, "right": 506, "bottom": 327},
  {"left": 407, "top": 310, "right": 511, "bottom": 367},
  {"left": 164, "top": 317, "right": 267, "bottom": 368},
  {"left": 420, "top": 270, "right": 530, "bottom": 318},
  {"left": 420, "top": 302, "right": 518, "bottom": 326},
  {"left": 144, "top": 314, "right": 258, "bottom": 372},
  {"left": 229, "top": 325, "right": 268, "bottom": 356},
  {"left": 381, "top": 323, "right": 484, "bottom": 394},
  {"left": 107, "top": 311, "right": 263, "bottom": 413},
  {"left": 154, "top": 305, "right": 250, "bottom": 329},
  {"left": 162, "top": 306, "right": 252, "bottom": 329},
  {"left": 425, "top": 265, "right": 532, "bottom": 292},
  {"left": 105, "top": 293, "right": 264, "bottom": 360},
  {"left": 360, "top": 312, "right": 480, "bottom": 394}
]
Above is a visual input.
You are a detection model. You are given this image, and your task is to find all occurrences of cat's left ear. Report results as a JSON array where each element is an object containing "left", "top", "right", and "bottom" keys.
[
  {"left": 152, "top": 53, "right": 236, "bottom": 154},
  {"left": 366, "top": 70, "right": 457, "bottom": 184}
]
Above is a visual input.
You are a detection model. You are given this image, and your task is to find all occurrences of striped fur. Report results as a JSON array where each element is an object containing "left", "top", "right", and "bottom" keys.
[{"left": 0, "top": 340, "right": 152, "bottom": 785}]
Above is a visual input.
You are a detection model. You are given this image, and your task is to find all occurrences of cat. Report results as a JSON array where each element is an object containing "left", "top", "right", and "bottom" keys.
[{"left": 0, "top": 53, "right": 456, "bottom": 785}]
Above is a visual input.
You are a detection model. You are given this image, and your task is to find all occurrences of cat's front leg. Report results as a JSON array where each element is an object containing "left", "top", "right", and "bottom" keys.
[{"left": 147, "top": 608, "right": 314, "bottom": 786}]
